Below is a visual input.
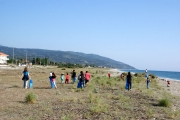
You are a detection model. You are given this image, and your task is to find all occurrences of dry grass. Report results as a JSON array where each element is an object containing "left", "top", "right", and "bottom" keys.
[{"left": 0, "top": 66, "right": 180, "bottom": 119}]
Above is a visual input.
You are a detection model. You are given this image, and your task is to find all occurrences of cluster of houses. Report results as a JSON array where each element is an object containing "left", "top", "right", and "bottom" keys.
[{"left": 0, "top": 52, "right": 9, "bottom": 64}]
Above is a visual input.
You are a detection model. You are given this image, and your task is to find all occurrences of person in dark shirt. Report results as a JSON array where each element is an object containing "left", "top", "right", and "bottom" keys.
[
  {"left": 146, "top": 77, "right": 151, "bottom": 89},
  {"left": 72, "top": 70, "right": 76, "bottom": 84},
  {"left": 79, "top": 71, "right": 85, "bottom": 88},
  {"left": 127, "top": 72, "right": 132, "bottom": 90}
]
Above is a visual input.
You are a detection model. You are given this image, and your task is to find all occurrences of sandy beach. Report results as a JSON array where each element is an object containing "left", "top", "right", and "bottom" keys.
[
  {"left": 157, "top": 78, "right": 180, "bottom": 97},
  {"left": 108, "top": 68, "right": 180, "bottom": 97}
]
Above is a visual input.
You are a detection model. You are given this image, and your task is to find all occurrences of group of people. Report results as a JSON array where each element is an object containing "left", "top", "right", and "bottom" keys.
[
  {"left": 124, "top": 69, "right": 151, "bottom": 91},
  {"left": 21, "top": 67, "right": 151, "bottom": 90},
  {"left": 21, "top": 67, "right": 91, "bottom": 89},
  {"left": 49, "top": 70, "right": 91, "bottom": 89}
]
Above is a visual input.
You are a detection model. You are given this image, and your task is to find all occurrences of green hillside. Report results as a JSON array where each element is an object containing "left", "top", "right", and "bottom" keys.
[{"left": 0, "top": 45, "right": 135, "bottom": 69}]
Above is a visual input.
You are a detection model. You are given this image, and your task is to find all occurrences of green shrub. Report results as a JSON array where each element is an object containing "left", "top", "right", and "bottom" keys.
[
  {"left": 134, "top": 73, "right": 144, "bottom": 77},
  {"left": 61, "top": 68, "right": 66, "bottom": 70},
  {"left": 158, "top": 98, "right": 171, "bottom": 107},
  {"left": 149, "top": 74, "right": 156, "bottom": 79},
  {"left": 122, "top": 72, "right": 128, "bottom": 76},
  {"left": 134, "top": 73, "right": 138, "bottom": 77},
  {"left": 25, "top": 92, "right": 37, "bottom": 104}
]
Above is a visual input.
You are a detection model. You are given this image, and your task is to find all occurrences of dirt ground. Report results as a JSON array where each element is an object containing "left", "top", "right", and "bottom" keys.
[{"left": 0, "top": 66, "right": 180, "bottom": 120}]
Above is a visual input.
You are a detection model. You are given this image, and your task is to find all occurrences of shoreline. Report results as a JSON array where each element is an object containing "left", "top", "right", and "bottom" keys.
[
  {"left": 109, "top": 68, "right": 180, "bottom": 97},
  {"left": 157, "top": 78, "right": 180, "bottom": 97},
  {"left": 119, "top": 69, "right": 180, "bottom": 81}
]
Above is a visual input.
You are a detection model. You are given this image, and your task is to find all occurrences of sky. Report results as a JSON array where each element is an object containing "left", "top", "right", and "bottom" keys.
[{"left": 0, "top": 0, "right": 180, "bottom": 71}]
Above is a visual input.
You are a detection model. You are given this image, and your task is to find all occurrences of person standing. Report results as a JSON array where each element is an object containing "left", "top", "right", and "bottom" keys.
[
  {"left": 127, "top": 72, "right": 132, "bottom": 91},
  {"left": 71, "top": 70, "right": 76, "bottom": 84},
  {"left": 145, "top": 69, "right": 148, "bottom": 78},
  {"left": 146, "top": 77, "right": 151, "bottom": 89},
  {"left": 52, "top": 72, "right": 57, "bottom": 89},
  {"left": 49, "top": 72, "right": 53, "bottom": 88},
  {"left": 60, "top": 73, "right": 65, "bottom": 83},
  {"left": 85, "top": 71, "right": 91, "bottom": 87},
  {"left": 79, "top": 71, "right": 85, "bottom": 88},
  {"left": 120, "top": 73, "right": 124, "bottom": 79},
  {"left": 21, "top": 67, "right": 30, "bottom": 89},
  {"left": 145, "top": 69, "right": 148, "bottom": 73},
  {"left": 108, "top": 72, "right": 111, "bottom": 78},
  {"left": 65, "top": 73, "right": 70, "bottom": 84}
]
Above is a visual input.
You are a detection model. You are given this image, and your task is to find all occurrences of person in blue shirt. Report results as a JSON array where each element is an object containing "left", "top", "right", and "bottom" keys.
[{"left": 21, "top": 67, "right": 30, "bottom": 89}]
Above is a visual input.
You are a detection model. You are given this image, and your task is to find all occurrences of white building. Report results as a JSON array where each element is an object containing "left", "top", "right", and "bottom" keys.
[{"left": 0, "top": 52, "right": 9, "bottom": 64}]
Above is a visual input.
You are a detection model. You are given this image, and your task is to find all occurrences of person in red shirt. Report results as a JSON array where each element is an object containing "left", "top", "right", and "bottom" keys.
[
  {"left": 167, "top": 80, "right": 170, "bottom": 87},
  {"left": 65, "top": 73, "right": 70, "bottom": 84},
  {"left": 85, "top": 71, "right": 91, "bottom": 87},
  {"left": 108, "top": 72, "right": 111, "bottom": 78}
]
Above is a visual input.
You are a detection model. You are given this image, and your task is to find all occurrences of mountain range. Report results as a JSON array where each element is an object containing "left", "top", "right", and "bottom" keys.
[{"left": 0, "top": 45, "right": 135, "bottom": 69}]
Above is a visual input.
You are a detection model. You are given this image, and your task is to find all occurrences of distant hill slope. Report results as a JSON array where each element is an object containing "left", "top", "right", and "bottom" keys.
[{"left": 0, "top": 45, "right": 135, "bottom": 69}]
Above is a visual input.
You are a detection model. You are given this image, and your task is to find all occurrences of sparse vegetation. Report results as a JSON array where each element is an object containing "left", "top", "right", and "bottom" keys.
[
  {"left": 0, "top": 67, "right": 180, "bottom": 119},
  {"left": 158, "top": 98, "right": 171, "bottom": 107},
  {"left": 25, "top": 92, "right": 37, "bottom": 104}
]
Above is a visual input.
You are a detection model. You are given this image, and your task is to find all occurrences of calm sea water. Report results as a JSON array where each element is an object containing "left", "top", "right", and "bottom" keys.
[{"left": 120, "top": 69, "right": 180, "bottom": 81}]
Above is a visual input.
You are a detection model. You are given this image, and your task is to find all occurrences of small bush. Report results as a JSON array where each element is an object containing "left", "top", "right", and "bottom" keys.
[
  {"left": 158, "top": 98, "right": 171, "bottom": 107},
  {"left": 149, "top": 74, "right": 156, "bottom": 79},
  {"left": 25, "top": 92, "right": 37, "bottom": 104},
  {"left": 122, "top": 72, "right": 128, "bottom": 76},
  {"left": 61, "top": 68, "right": 66, "bottom": 70},
  {"left": 134, "top": 73, "right": 138, "bottom": 77}
]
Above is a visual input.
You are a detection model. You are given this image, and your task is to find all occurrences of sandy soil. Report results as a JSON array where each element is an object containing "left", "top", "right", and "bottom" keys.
[{"left": 157, "top": 78, "right": 180, "bottom": 97}]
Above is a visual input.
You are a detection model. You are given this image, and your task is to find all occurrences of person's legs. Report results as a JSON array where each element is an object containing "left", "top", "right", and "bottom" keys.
[
  {"left": 83, "top": 80, "right": 85, "bottom": 87},
  {"left": 129, "top": 82, "right": 132, "bottom": 90},
  {"left": 128, "top": 82, "right": 131, "bottom": 90},
  {"left": 80, "top": 81, "right": 83, "bottom": 89},
  {"left": 53, "top": 81, "right": 57, "bottom": 88},
  {"left": 85, "top": 80, "right": 89, "bottom": 86},
  {"left": 50, "top": 78, "right": 52, "bottom": 87},
  {"left": 25, "top": 80, "right": 28, "bottom": 89},
  {"left": 147, "top": 82, "right": 150, "bottom": 89},
  {"left": 128, "top": 82, "right": 130, "bottom": 90},
  {"left": 23, "top": 80, "right": 26, "bottom": 88},
  {"left": 73, "top": 77, "right": 76, "bottom": 84}
]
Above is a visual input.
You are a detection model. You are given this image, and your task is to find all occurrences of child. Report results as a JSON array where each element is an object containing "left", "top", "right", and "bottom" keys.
[
  {"left": 167, "top": 80, "right": 170, "bottom": 87},
  {"left": 146, "top": 77, "right": 151, "bottom": 89},
  {"left": 65, "top": 73, "right": 70, "bottom": 84},
  {"left": 60, "top": 73, "right": 65, "bottom": 83},
  {"left": 52, "top": 72, "right": 57, "bottom": 89},
  {"left": 108, "top": 72, "right": 111, "bottom": 78},
  {"left": 22, "top": 67, "right": 30, "bottom": 89}
]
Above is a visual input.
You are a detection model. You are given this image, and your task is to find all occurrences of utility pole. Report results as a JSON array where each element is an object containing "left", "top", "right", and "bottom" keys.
[
  {"left": 44, "top": 56, "right": 45, "bottom": 66},
  {"left": 12, "top": 47, "right": 14, "bottom": 65},
  {"left": 40, "top": 55, "right": 41, "bottom": 65},
  {"left": 26, "top": 51, "right": 27, "bottom": 65},
  {"left": 35, "top": 54, "right": 36, "bottom": 65}
]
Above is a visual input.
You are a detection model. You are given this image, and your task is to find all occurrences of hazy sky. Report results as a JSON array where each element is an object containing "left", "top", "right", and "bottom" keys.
[{"left": 0, "top": 0, "right": 180, "bottom": 71}]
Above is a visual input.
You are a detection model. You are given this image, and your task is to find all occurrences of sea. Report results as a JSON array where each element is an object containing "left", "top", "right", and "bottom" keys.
[{"left": 120, "top": 69, "right": 180, "bottom": 81}]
